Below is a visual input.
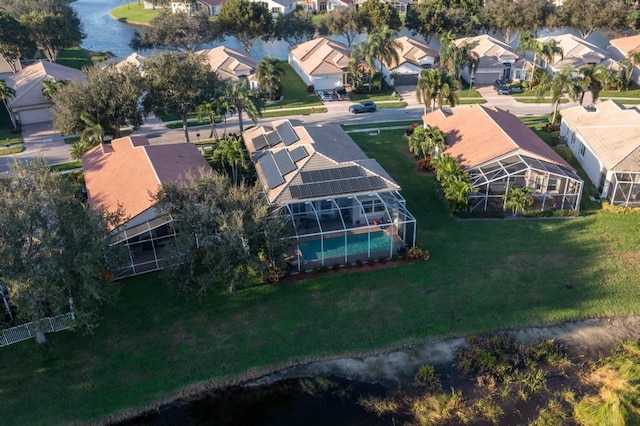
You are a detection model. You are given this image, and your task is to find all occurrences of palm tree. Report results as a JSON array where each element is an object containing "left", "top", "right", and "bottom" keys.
[
  {"left": 41, "top": 78, "right": 69, "bottom": 101},
  {"left": 577, "top": 64, "right": 607, "bottom": 105},
  {"left": 196, "top": 101, "right": 220, "bottom": 139},
  {"left": 516, "top": 31, "right": 540, "bottom": 85},
  {"left": 438, "top": 32, "right": 457, "bottom": 77},
  {"left": 443, "top": 179, "right": 473, "bottom": 213},
  {"left": 256, "top": 57, "right": 285, "bottom": 101},
  {"left": 416, "top": 69, "right": 440, "bottom": 113},
  {"left": 70, "top": 112, "right": 105, "bottom": 160},
  {"left": 433, "top": 73, "right": 460, "bottom": 110},
  {"left": 535, "top": 71, "right": 571, "bottom": 125},
  {"left": 408, "top": 125, "right": 447, "bottom": 159},
  {"left": 213, "top": 134, "right": 248, "bottom": 184},
  {"left": 504, "top": 185, "right": 534, "bottom": 216},
  {"left": 539, "top": 39, "right": 563, "bottom": 71},
  {"left": 366, "top": 26, "right": 400, "bottom": 73},
  {"left": 0, "top": 80, "right": 17, "bottom": 128},
  {"left": 225, "top": 81, "right": 264, "bottom": 135}
]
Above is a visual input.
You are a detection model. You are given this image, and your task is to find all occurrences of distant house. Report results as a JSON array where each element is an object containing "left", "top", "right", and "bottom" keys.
[
  {"left": 114, "top": 52, "right": 145, "bottom": 71},
  {"left": 302, "top": 0, "right": 351, "bottom": 13},
  {"left": 0, "top": 56, "right": 21, "bottom": 79},
  {"left": 289, "top": 37, "right": 350, "bottom": 90},
  {"left": 536, "top": 34, "right": 618, "bottom": 74},
  {"left": 381, "top": 36, "right": 438, "bottom": 86},
  {"left": 253, "top": 0, "right": 297, "bottom": 16},
  {"left": 82, "top": 135, "right": 213, "bottom": 278},
  {"left": 423, "top": 104, "right": 583, "bottom": 212},
  {"left": 609, "top": 34, "right": 640, "bottom": 85},
  {"left": 354, "top": 0, "right": 407, "bottom": 14},
  {"left": 197, "top": 46, "right": 259, "bottom": 89},
  {"left": 455, "top": 35, "right": 531, "bottom": 85},
  {"left": 170, "top": 0, "right": 222, "bottom": 16},
  {"left": 5, "top": 61, "right": 85, "bottom": 125},
  {"left": 560, "top": 100, "right": 640, "bottom": 207},
  {"left": 243, "top": 119, "right": 416, "bottom": 270}
]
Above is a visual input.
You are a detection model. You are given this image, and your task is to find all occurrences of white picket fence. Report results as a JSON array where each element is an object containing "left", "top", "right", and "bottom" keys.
[{"left": 0, "top": 312, "right": 74, "bottom": 347}]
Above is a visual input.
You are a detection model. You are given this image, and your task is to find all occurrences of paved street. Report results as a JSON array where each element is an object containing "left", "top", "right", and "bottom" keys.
[{"left": 0, "top": 88, "right": 588, "bottom": 173}]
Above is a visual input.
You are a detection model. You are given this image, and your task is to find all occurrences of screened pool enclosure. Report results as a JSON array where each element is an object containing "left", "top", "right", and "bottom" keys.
[{"left": 281, "top": 191, "right": 416, "bottom": 271}]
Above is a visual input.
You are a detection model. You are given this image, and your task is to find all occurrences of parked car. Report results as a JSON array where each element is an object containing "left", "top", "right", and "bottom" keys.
[
  {"left": 318, "top": 90, "right": 333, "bottom": 101},
  {"left": 494, "top": 79, "right": 511, "bottom": 95},
  {"left": 349, "top": 101, "right": 377, "bottom": 113},
  {"left": 334, "top": 87, "right": 348, "bottom": 100}
]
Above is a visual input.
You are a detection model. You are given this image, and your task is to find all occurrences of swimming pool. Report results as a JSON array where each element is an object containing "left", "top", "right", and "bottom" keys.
[{"left": 299, "top": 232, "right": 392, "bottom": 261}]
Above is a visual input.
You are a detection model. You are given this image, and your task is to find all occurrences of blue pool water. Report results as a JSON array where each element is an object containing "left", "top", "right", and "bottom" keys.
[{"left": 300, "top": 232, "right": 392, "bottom": 261}]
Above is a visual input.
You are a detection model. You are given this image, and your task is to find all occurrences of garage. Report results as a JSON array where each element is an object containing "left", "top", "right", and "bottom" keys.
[
  {"left": 16, "top": 108, "right": 53, "bottom": 125},
  {"left": 393, "top": 74, "right": 419, "bottom": 86},
  {"left": 472, "top": 71, "right": 502, "bottom": 86}
]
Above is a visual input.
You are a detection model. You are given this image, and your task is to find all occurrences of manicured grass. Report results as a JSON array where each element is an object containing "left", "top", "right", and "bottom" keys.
[
  {"left": 110, "top": 2, "right": 163, "bottom": 25},
  {"left": 0, "top": 145, "right": 24, "bottom": 156},
  {"left": 261, "top": 107, "right": 327, "bottom": 118},
  {"left": 457, "top": 87, "right": 481, "bottom": 98},
  {"left": 376, "top": 101, "right": 407, "bottom": 109},
  {"left": 515, "top": 97, "right": 569, "bottom": 104},
  {"left": 599, "top": 86, "right": 640, "bottom": 98},
  {"left": 3, "top": 131, "right": 640, "bottom": 425},
  {"left": 264, "top": 62, "right": 324, "bottom": 110},
  {"left": 311, "top": 14, "right": 325, "bottom": 26},
  {"left": 50, "top": 161, "right": 83, "bottom": 172},
  {"left": 458, "top": 98, "right": 487, "bottom": 104},
  {"left": 351, "top": 91, "right": 401, "bottom": 102},
  {"left": 342, "top": 120, "right": 417, "bottom": 131},
  {"left": 56, "top": 47, "right": 92, "bottom": 70}
]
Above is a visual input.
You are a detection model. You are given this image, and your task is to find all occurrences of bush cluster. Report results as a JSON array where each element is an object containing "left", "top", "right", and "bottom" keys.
[{"left": 407, "top": 246, "right": 430, "bottom": 261}]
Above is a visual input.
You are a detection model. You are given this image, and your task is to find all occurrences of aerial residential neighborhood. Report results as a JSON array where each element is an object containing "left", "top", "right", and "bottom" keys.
[{"left": 2, "top": 0, "right": 640, "bottom": 424}]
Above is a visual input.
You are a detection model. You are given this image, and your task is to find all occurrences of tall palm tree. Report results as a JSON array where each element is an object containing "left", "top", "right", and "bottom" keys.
[
  {"left": 577, "top": 64, "right": 607, "bottom": 105},
  {"left": 438, "top": 32, "right": 457, "bottom": 77},
  {"left": 535, "top": 70, "right": 571, "bottom": 125},
  {"left": 256, "top": 57, "right": 285, "bottom": 101},
  {"left": 196, "top": 101, "right": 220, "bottom": 139},
  {"left": 213, "top": 134, "right": 248, "bottom": 184},
  {"left": 225, "top": 81, "right": 264, "bottom": 135},
  {"left": 433, "top": 72, "right": 460, "bottom": 110},
  {"left": 539, "top": 39, "right": 563, "bottom": 71},
  {"left": 366, "top": 26, "right": 400, "bottom": 73},
  {"left": 0, "top": 80, "right": 17, "bottom": 128},
  {"left": 516, "top": 31, "right": 540, "bottom": 84},
  {"left": 416, "top": 69, "right": 440, "bottom": 113}
]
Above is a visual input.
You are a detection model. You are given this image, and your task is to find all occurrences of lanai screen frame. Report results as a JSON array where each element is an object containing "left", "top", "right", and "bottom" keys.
[
  {"left": 608, "top": 171, "right": 640, "bottom": 207},
  {"left": 466, "top": 153, "right": 583, "bottom": 212},
  {"left": 280, "top": 191, "right": 416, "bottom": 270}
]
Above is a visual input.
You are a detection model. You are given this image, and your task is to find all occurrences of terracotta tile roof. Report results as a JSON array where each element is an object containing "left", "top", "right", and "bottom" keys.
[
  {"left": 610, "top": 34, "right": 640, "bottom": 56},
  {"left": 422, "top": 104, "right": 573, "bottom": 169},
  {"left": 5, "top": 60, "right": 85, "bottom": 109},
  {"left": 561, "top": 100, "right": 640, "bottom": 171},
  {"left": 536, "top": 34, "right": 611, "bottom": 70},
  {"left": 82, "top": 135, "right": 212, "bottom": 224},
  {"left": 455, "top": 35, "right": 519, "bottom": 68},
  {"left": 289, "top": 37, "right": 350, "bottom": 76},
  {"left": 244, "top": 120, "right": 400, "bottom": 204},
  {"left": 197, "top": 46, "right": 257, "bottom": 81},
  {"left": 384, "top": 36, "right": 438, "bottom": 70}
]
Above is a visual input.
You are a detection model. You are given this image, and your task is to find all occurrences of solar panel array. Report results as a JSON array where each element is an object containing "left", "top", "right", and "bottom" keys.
[
  {"left": 253, "top": 134, "right": 268, "bottom": 151},
  {"left": 273, "top": 149, "right": 296, "bottom": 176},
  {"left": 275, "top": 121, "right": 299, "bottom": 146},
  {"left": 290, "top": 176, "right": 385, "bottom": 199},
  {"left": 265, "top": 131, "right": 281, "bottom": 147},
  {"left": 289, "top": 146, "right": 308, "bottom": 163},
  {"left": 259, "top": 153, "right": 285, "bottom": 189},
  {"left": 300, "top": 165, "right": 363, "bottom": 183}
]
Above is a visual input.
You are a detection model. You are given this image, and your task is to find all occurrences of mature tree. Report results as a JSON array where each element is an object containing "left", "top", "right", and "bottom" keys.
[
  {"left": 519, "top": 0, "right": 555, "bottom": 36},
  {"left": 217, "top": 0, "right": 274, "bottom": 53},
  {"left": 0, "top": 11, "right": 35, "bottom": 72},
  {"left": 153, "top": 173, "right": 287, "bottom": 294},
  {"left": 0, "top": 80, "right": 17, "bottom": 128},
  {"left": 365, "top": 26, "right": 400, "bottom": 73},
  {"left": 275, "top": 8, "right": 315, "bottom": 46},
  {"left": 358, "top": 0, "right": 402, "bottom": 32},
  {"left": 504, "top": 185, "right": 534, "bottom": 216},
  {"left": 142, "top": 52, "right": 219, "bottom": 143},
  {"left": 0, "top": 158, "right": 124, "bottom": 344},
  {"left": 212, "top": 134, "right": 249, "bottom": 184},
  {"left": 555, "top": 0, "right": 628, "bottom": 39},
  {"left": 225, "top": 80, "right": 264, "bottom": 134},
  {"left": 20, "top": 10, "right": 85, "bottom": 62},
  {"left": 256, "top": 57, "right": 285, "bottom": 101},
  {"left": 405, "top": 1, "right": 447, "bottom": 44},
  {"left": 130, "top": 11, "right": 219, "bottom": 52},
  {"left": 408, "top": 125, "right": 446, "bottom": 159},
  {"left": 52, "top": 63, "right": 144, "bottom": 143},
  {"left": 483, "top": 0, "right": 525, "bottom": 45},
  {"left": 416, "top": 68, "right": 460, "bottom": 112},
  {"left": 320, "top": 6, "right": 364, "bottom": 47},
  {"left": 517, "top": 32, "right": 563, "bottom": 86},
  {"left": 439, "top": 32, "right": 477, "bottom": 81}
]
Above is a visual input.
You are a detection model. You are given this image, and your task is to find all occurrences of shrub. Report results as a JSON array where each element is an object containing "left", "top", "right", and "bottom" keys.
[
  {"left": 417, "top": 157, "right": 433, "bottom": 171},
  {"left": 264, "top": 265, "right": 283, "bottom": 284},
  {"left": 332, "top": 263, "right": 340, "bottom": 271},
  {"left": 355, "top": 259, "right": 363, "bottom": 268},
  {"left": 367, "top": 257, "right": 375, "bottom": 266},
  {"left": 415, "top": 364, "right": 442, "bottom": 393},
  {"left": 601, "top": 201, "right": 640, "bottom": 214},
  {"left": 320, "top": 265, "right": 329, "bottom": 273},
  {"left": 456, "top": 333, "right": 524, "bottom": 381},
  {"left": 407, "top": 246, "right": 430, "bottom": 261},
  {"left": 312, "top": 266, "right": 322, "bottom": 274}
]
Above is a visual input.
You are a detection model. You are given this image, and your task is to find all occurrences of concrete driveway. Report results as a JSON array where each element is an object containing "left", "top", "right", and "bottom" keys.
[{"left": 21, "top": 122, "right": 65, "bottom": 144}]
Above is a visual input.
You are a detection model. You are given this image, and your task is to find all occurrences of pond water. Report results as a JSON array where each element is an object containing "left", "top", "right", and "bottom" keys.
[{"left": 116, "top": 377, "right": 405, "bottom": 426}]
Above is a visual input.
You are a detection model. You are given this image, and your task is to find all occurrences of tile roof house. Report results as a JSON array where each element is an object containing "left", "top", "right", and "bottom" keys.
[
  {"left": 82, "top": 134, "right": 212, "bottom": 277},
  {"left": 301, "top": 0, "right": 351, "bottom": 13},
  {"left": 560, "top": 100, "right": 640, "bottom": 207},
  {"left": 288, "top": 37, "right": 350, "bottom": 91},
  {"left": 609, "top": 34, "right": 640, "bottom": 85},
  {"left": 423, "top": 104, "right": 583, "bottom": 212},
  {"left": 170, "top": 0, "right": 223, "bottom": 16},
  {"left": 0, "top": 56, "right": 21, "bottom": 79},
  {"left": 243, "top": 119, "right": 416, "bottom": 270},
  {"left": 197, "top": 46, "right": 258, "bottom": 88},
  {"left": 114, "top": 52, "right": 145, "bottom": 71},
  {"left": 5, "top": 60, "right": 85, "bottom": 125},
  {"left": 536, "top": 34, "right": 618, "bottom": 74},
  {"left": 381, "top": 36, "right": 438, "bottom": 86},
  {"left": 455, "top": 35, "right": 531, "bottom": 85},
  {"left": 255, "top": 0, "right": 297, "bottom": 17}
]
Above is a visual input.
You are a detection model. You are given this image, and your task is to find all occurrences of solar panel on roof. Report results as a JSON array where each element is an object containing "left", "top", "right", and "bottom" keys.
[
  {"left": 265, "top": 131, "right": 282, "bottom": 147},
  {"left": 259, "top": 154, "right": 285, "bottom": 189},
  {"left": 273, "top": 149, "right": 296, "bottom": 176},
  {"left": 289, "top": 176, "right": 386, "bottom": 199},
  {"left": 253, "top": 134, "right": 268, "bottom": 151},
  {"left": 290, "top": 186, "right": 302, "bottom": 198},
  {"left": 289, "top": 146, "right": 308, "bottom": 163},
  {"left": 276, "top": 121, "right": 299, "bottom": 146}
]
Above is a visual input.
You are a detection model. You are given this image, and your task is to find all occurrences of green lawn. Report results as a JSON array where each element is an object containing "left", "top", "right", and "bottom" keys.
[
  {"left": 376, "top": 101, "right": 408, "bottom": 109},
  {"left": 515, "top": 97, "right": 570, "bottom": 104},
  {"left": 351, "top": 91, "right": 401, "bottom": 102},
  {"left": 261, "top": 106, "right": 327, "bottom": 118},
  {"left": 599, "top": 85, "right": 640, "bottom": 98},
  {"left": 0, "top": 104, "right": 22, "bottom": 145},
  {"left": 110, "top": 2, "right": 163, "bottom": 25},
  {"left": 3, "top": 129, "right": 640, "bottom": 425},
  {"left": 342, "top": 120, "right": 417, "bottom": 131},
  {"left": 56, "top": 47, "right": 92, "bottom": 70},
  {"left": 264, "top": 62, "right": 324, "bottom": 110},
  {"left": 311, "top": 14, "right": 325, "bottom": 26}
]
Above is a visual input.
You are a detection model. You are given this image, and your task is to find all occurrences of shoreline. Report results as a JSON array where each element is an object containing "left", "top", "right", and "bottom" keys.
[
  {"left": 108, "top": 12, "right": 150, "bottom": 27},
  {"left": 101, "top": 315, "right": 640, "bottom": 424}
]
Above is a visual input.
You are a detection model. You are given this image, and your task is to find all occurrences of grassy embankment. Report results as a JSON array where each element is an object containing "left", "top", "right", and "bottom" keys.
[
  {"left": 2, "top": 123, "right": 640, "bottom": 424},
  {"left": 110, "top": 2, "right": 162, "bottom": 25}
]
